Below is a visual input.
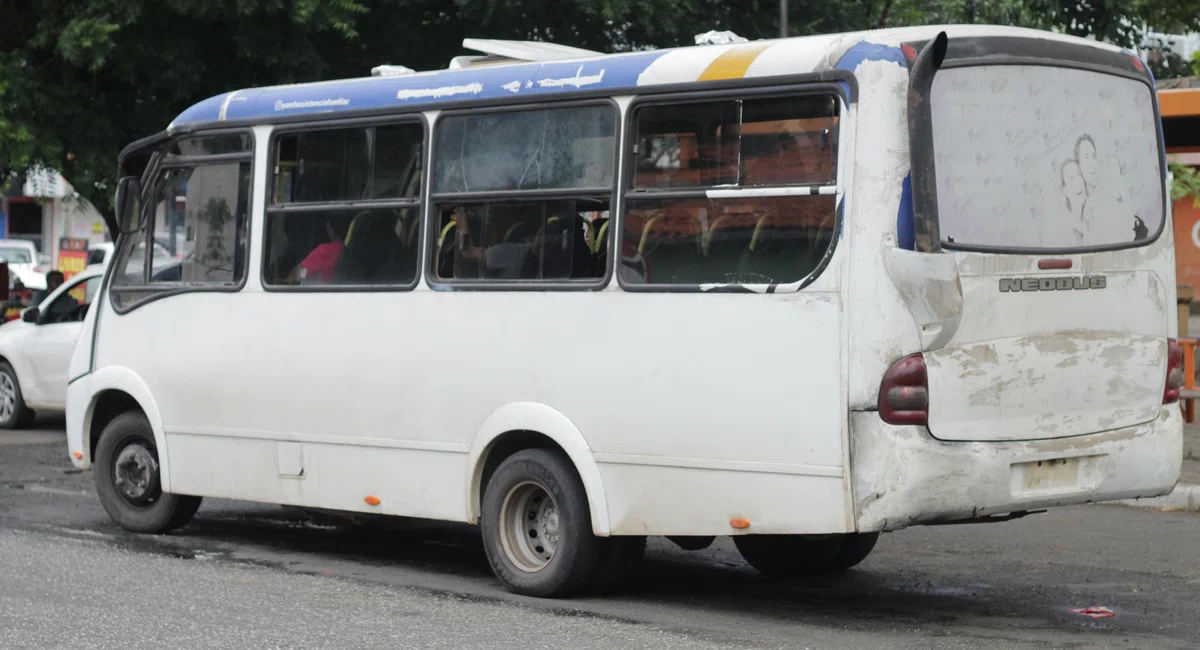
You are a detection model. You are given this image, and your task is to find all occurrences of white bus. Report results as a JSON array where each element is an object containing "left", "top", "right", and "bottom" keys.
[{"left": 67, "top": 25, "right": 1182, "bottom": 598}]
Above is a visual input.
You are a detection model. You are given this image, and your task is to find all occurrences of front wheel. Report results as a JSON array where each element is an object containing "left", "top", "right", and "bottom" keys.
[
  {"left": 0, "top": 361, "right": 35, "bottom": 430},
  {"left": 481, "top": 448, "right": 604, "bottom": 598},
  {"left": 94, "top": 412, "right": 202, "bottom": 533},
  {"left": 734, "top": 532, "right": 880, "bottom": 578}
]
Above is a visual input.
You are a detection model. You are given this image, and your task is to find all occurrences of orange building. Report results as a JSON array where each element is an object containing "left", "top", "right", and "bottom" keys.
[{"left": 1163, "top": 81, "right": 1200, "bottom": 306}]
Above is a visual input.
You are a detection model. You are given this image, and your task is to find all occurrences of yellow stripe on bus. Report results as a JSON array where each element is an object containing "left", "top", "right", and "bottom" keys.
[{"left": 697, "top": 43, "right": 774, "bottom": 81}]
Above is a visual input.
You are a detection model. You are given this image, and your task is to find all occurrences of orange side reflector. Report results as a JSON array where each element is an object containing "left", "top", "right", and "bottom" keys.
[
  {"left": 364, "top": 496, "right": 381, "bottom": 506},
  {"left": 730, "top": 518, "right": 750, "bottom": 529},
  {"left": 72, "top": 451, "right": 82, "bottom": 459}
]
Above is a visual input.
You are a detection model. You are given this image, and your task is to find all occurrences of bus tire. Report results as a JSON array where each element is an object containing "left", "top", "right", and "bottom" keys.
[
  {"left": 94, "top": 411, "right": 202, "bottom": 534},
  {"left": 591, "top": 535, "right": 647, "bottom": 594},
  {"left": 831, "top": 532, "right": 880, "bottom": 571},
  {"left": 481, "top": 448, "right": 601, "bottom": 598},
  {"left": 733, "top": 534, "right": 845, "bottom": 579},
  {"left": 0, "top": 361, "right": 36, "bottom": 430}
]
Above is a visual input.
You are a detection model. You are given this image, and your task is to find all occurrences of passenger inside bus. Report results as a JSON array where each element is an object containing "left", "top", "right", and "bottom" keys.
[
  {"left": 435, "top": 201, "right": 607, "bottom": 281},
  {"left": 286, "top": 216, "right": 351, "bottom": 284}
]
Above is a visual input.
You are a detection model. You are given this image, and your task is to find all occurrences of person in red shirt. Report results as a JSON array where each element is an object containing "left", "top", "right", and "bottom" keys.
[{"left": 288, "top": 217, "right": 351, "bottom": 284}]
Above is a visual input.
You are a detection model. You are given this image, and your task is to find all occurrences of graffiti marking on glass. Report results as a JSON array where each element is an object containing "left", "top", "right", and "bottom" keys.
[{"left": 931, "top": 66, "right": 1162, "bottom": 250}]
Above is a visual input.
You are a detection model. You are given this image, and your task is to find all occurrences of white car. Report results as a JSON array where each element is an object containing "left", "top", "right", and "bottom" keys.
[
  {"left": 0, "top": 240, "right": 49, "bottom": 290},
  {"left": 0, "top": 267, "right": 104, "bottom": 428},
  {"left": 88, "top": 241, "right": 181, "bottom": 276}
]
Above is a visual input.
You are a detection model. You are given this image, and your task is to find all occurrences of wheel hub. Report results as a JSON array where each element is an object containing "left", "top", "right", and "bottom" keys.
[
  {"left": 498, "top": 481, "right": 561, "bottom": 572},
  {"left": 0, "top": 372, "right": 16, "bottom": 421},
  {"left": 113, "top": 443, "right": 159, "bottom": 505}
]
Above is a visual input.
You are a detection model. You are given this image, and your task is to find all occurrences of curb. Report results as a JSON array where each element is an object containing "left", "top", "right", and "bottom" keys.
[{"left": 1115, "top": 484, "right": 1200, "bottom": 511}]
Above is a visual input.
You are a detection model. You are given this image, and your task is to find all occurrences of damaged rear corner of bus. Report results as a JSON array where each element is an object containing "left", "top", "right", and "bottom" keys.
[{"left": 845, "top": 29, "right": 1184, "bottom": 533}]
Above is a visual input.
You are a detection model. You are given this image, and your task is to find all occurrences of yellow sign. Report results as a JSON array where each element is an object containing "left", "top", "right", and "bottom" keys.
[{"left": 92, "top": 222, "right": 103, "bottom": 233}]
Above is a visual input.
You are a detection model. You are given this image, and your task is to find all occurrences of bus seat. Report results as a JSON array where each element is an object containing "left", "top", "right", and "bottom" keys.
[
  {"left": 591, "top": 220, "right": 610, "bottom": 255},
  {"left": 536, "top": 215, "right": 572, "bottom": 279},
  {"left": 703, "top": 216, "right": 730, "bottom": 256},
  {"left": 335, "top": 211, "right": 399, "bottom": 283},
  {"left": 436, "top": 221, "right": 458, "bottom": 279},
  {"left": 588, "top": 219, "right": 610, "bottom": 277},
  {"left": 502, "top": 222, "right": 527, "bottom": 244}
]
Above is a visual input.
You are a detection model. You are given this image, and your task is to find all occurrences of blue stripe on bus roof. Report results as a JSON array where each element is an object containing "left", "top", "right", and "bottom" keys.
[
  {"left": 834, "top": 41, "right": 906, "bottom": 71},
  {"left": 170, "top": 50, "right": 671, "bottom": 127}
]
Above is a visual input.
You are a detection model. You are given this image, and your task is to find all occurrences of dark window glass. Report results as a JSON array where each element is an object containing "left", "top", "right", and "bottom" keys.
[
  {"left": 631, "top": 95, "right": 838, "bottom": 190},
  {"left": 169, "top": 134, "right": 253, "bottom": 156},
  {"left": 620, "top": 195, "right": 836, "bottom": 286},
  {"left": 113, "top": 161, "right": 251, "bottom": 290},
  {"left": 434, "top": 105, "right": 616, "bottom": 193},
  {"left": 273, "top": 124, "right": 423, "bottom": 204},
  {"left": 434, "top": 199, "right": 609, "bottom": 281},
  {"left": 263, "top": 207, "right": 420, "bottom": 286},
  {"left": 112, "top": 234, "right": 148, "bottom": 292},
  {"left": 43, "top": 276, "right": 102, "bottom": 324}
]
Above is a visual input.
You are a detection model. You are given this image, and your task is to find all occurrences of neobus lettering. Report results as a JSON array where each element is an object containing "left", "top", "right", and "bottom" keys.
[{"left": 999, "top": 276, "right": 1107, "bottom": 292}]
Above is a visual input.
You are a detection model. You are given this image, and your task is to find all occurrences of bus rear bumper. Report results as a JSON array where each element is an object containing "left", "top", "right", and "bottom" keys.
[{"left": 849, "top": 408, "right": 1183, "bottom": 532}]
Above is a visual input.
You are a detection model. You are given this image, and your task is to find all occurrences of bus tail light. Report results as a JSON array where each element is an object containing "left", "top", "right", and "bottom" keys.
[
  {"left": 1164, "top": 338, "right": 1182, "bottom": 404},
  {"left": 880, "top": 353, "right": 929, "bottom": 425}
]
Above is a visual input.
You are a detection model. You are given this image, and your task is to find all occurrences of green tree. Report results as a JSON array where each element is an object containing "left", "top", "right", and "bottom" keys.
[
  {"left": 1, "top": 0, "right": 369, "bottom": 216},
  {"left": 1174, "top": 163, "right": 1200, "bottom": 206},
  {"left": 4, "top": 0, "right": 1200, "bottom": 222},
  {"left": 0, "top": 0, "right": 877, "bottom": 220}
]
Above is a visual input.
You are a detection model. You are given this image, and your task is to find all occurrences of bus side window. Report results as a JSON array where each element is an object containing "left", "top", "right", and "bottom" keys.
[
  {"left": 431, "top": 104, "right": 617, "bottom": 284},
  {"left": 621, "top": 94, "right": 840, "bottom": 288},
  {"left": 264, "top": 122, "right": 424, "bottom": 288},
  {"left": 110, "top": 133, "right": 254, "bottom": 309}
]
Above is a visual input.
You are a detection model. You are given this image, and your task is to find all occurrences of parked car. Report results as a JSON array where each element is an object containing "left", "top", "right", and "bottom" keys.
[
  {"left": 0, "top": 267, "right": 104, "bottom": 428},
  {"left": 87, "top": 241, "right": 180, "bottom": 276},
  {"left": 0, "top": 240, "right": 48, "bottom": 290}
]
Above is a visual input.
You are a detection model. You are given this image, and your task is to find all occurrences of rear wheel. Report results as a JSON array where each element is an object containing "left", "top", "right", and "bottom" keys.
[
  {"left": 831, "top": 532, "right": 880, "bottom": 571},
  {"left": 94, "top": 411, "right": 202, "bottom": 533},
  {"left": 734, "top": 532, "right": 879, "bottom": 578},
  {"left": 591, "top": 535, "right": 647, "bottom": 594},
  {"left": 481, "top": 448, "right": 603, "bottom": 598},
  {"left": 0, "top": 361, "right": 35, "bottom": 430}
]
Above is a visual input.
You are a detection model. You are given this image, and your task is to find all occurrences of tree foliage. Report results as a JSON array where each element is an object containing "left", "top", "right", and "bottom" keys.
[
  {"left": 1173, "top": 163, "right": 1200, "bottom": 206},
  {"left": 2, "top": 0, "right": 1199, "bottom": 217},
  {"left": 1, "top": 0, "right": 369, "bottom": 213}
]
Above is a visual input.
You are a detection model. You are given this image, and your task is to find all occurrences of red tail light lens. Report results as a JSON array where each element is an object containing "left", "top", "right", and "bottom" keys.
[
  {"left": 1164, "top": 338, "right": 1182, "bottom": 404},
  {"left": 879, "top": 353, "right": 929, "bottom": 425}
]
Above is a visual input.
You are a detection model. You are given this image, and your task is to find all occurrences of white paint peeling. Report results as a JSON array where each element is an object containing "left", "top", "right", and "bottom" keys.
[
  {"left": 850, "top": 411, "right": 1180, "bottom": 532},
  {"left": 537, "top": 66, "right": 605, "bottom": 89},
  {"left": 881, "top": 248, "right": 963, "bottom": 351},
  {"left": 396, "top": 83, "right": 483, "bottom": 100},
  {"left": 217, "top": 91, "right": 240, "bottom": 121},
  {"left": 696, "top": 283, "right": 772, "bottom": 293},
  {"left": 845, "top": 59, "right": 918, "bottom": 410}
]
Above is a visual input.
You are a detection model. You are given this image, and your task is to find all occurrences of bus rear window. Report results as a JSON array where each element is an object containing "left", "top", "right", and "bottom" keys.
[{"left": 930, "top": 65, "right": 1162, "bottom": 251}]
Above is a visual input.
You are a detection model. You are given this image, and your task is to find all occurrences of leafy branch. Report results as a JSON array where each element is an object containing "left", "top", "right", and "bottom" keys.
[{"left": 1172, "top": 163, "right": 1200, "bottom": 207}]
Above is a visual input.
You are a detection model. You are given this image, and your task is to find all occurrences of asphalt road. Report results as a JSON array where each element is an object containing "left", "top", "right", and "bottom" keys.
[{"left": 2, "top": 421, "right": 1199, "bottom": 649}]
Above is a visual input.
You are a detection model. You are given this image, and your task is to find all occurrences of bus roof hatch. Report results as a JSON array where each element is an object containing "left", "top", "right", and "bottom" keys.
[{"left": 449, "top": 39, "right": 603, "bottom": 69}]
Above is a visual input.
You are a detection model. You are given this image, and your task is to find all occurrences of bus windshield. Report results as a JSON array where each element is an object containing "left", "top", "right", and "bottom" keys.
[{"left": 931, "top": 65, "right": 1163, "bottom": 251}]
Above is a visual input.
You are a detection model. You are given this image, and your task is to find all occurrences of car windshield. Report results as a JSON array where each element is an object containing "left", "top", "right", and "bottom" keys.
[{"left": 0, "top": 247, "right": 33, "bottom": 264}]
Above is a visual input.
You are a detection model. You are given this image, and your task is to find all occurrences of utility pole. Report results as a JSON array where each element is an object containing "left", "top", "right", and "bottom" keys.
[{"left": 780, "top": 0, "right": 788, "bottom": 38}]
